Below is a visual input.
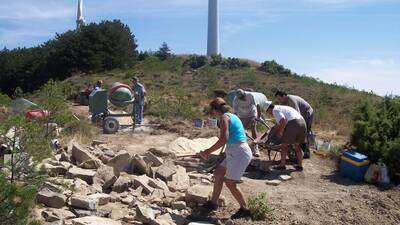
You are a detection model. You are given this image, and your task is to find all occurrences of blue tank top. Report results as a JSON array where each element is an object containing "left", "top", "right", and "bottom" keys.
[{"left": 224, "top": 113, "right": 247, "bottom": 144}]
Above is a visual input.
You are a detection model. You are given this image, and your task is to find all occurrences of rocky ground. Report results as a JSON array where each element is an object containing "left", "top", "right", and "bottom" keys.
[{"left": 34, "top": 107, "right": 400, "bottom": 225}]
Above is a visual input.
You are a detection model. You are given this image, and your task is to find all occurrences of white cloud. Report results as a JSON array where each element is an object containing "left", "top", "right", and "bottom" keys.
[
  {"left": 312, "top": 57, "right": 400, "bottom": 96},
  {"left": 0, "top": 1, "right": 74, "bottom": 20}
]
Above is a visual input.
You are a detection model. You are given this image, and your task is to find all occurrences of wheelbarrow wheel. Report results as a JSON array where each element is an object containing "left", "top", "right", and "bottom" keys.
[{"left": 103, "top": 117, "right": 119, "bottom": 134}]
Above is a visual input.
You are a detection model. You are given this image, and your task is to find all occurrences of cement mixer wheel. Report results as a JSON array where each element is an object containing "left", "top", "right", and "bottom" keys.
[{"left": 103, "top": 117, "right": 119, "bottom": 134}]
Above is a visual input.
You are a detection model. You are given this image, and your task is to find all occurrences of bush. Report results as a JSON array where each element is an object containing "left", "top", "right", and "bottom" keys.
[
  {"left": 259, "top": 60, "right": 291, "bottom": 75},
  {"left": 0, "top": 92, "right": 11, "bottom": 106},
  {"left": 155, "top": 42, "right": 172, "bottom": 61},
  {"left": 183, "top": 55, "right": 208, "bottom": 69},
  {"left": 222, "top": 57, "right": 250, "bottom": 69},
  {"left": 248, "top": 193, "right": 272, "bottom": 220},
  {"left": 351, "top": 97, "right": 400, "bottom": 178},
  {"left": 0, "top": 175, "right": 39, "bottom": 225},
  {"left": 210, "top": 54, "right": 223, "bottom": 66},
  {"left": 0, "top": 20, "right": 138, "bottom": 95}
]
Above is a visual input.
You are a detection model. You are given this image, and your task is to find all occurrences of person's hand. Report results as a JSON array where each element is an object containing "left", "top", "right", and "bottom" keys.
[
  {"left": 197, "top": 151, "right": 209, "bottom": 160},
  {"left": 277, "top": 130, "right": 284, "bottom": 138}
]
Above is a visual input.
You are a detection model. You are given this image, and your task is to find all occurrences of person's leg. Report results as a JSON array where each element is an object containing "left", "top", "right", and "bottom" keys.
[
  {"left": 251, "top": 119, "right": 257, "bottom": 140},
  {"left": 211, "top": 166, "right": 226, "bottom": 205},
  {"left": 134, "top": 104, "right": 142, "bottom": 125},
  {"left": 225, "top": 179, "right": 246, "bottom": 208},
  {"left": 293, "top": 144, "right": 303, "bottom": 168},
  {"left": 139, "top": 104, "right": 144, "bottom": 124},
  {"left": 280, "top": 144, "right": 289, "bottom": 167},
  {"left": 249, "top": 118, "right": 260, "bottom": 157}
]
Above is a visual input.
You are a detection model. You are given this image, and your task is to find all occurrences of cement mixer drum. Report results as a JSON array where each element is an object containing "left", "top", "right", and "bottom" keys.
[{"left": 108, "top": 82, "right": 134, "bottom": 107}]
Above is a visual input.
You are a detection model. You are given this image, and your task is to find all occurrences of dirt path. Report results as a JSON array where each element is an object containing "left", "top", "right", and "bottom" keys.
[{"left": 217, "top": 156, "right": 400, "bottom": 225}]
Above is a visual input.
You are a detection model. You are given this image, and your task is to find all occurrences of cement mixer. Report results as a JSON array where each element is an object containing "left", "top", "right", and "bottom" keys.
[{"left": 89, "top": 82, "right": 136, "bottom": 134}]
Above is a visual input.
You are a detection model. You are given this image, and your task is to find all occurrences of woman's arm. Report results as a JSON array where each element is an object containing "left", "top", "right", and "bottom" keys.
[{"left": 200, "top": 115, "right": 229, "bottom": 159}]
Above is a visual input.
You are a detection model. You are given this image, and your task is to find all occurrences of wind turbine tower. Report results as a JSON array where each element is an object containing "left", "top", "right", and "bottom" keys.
[
  {"left": 76, "top": 0, "right": 85, "bottom": 29},
  {"left": 207, "top": 0, "right": 219, "bottom": 56}
]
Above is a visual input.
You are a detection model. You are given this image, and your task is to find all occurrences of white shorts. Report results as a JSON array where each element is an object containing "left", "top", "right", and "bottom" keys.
[{"left": 220, "top": 142, "right": 252, "bottom": 181}]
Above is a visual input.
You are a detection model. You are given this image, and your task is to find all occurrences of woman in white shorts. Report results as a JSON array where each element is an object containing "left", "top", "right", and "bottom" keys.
[{"left": 198, "top": 98, "right": 252, "bottom": 219}]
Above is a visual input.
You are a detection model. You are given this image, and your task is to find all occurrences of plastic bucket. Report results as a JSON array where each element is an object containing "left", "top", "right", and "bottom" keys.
[
  {"left": 194, "top": 119, "right": 203, "bottom": 128},
  {"left": 207, "top": 119, "right": 218, "bottom": 127}
]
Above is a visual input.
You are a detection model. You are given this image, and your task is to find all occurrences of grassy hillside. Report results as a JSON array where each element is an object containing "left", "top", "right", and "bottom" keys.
[{"left": 63, "top": 55, "right": 380, "bottom": 136}]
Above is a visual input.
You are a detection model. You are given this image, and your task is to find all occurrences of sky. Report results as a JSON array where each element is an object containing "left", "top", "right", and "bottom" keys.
[{"left": 0, "top": 0, "right": 399, "bottom": 96}]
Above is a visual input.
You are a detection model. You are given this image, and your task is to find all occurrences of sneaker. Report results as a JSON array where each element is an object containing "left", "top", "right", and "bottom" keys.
[
  {"left": 294, "top": 165, "right": 304, "bottom": 171},
  {"left": 272, "top": 165, "right": 287, "bottom": 171},
  {"left": 201, "top": 200, "right": 218, "bottom": 211},
  {"left": 231, "top": 207, "right": 251, "bottom": 219},
  {"left": 253, "top": 145, "right": 260, "bottom": 157},
  {"left": 303, "top": 151, "right": 310, "bottom": 159}
]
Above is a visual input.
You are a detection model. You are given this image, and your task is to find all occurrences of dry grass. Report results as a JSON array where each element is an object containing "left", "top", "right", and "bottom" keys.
[{"left": 62, "top": 56, "right": 381, "bottom": 137}]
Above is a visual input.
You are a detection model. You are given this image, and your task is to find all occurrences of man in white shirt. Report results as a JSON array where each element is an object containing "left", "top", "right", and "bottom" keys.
[
  {"left": 233, "top": 89, "right": 269, "bottom": 157},
  {"left": 265, "top": 101, "right": 307, "bottom": 171}
]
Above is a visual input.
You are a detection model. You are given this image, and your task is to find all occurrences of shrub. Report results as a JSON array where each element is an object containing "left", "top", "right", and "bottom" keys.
[
  {"left": 210, "top": 54, "right": 223, "bottom": 66},
  {"left": 259, "top": 60, "right": 291, "bottom": 75},
  {"left": 351, "top": 97, "right": 400, "bottom": 178},
  {"left": 248, "top": 193, "right": 272, "bottom": 220},
  {"left": 0, "top": 92, "right": 11, "bottom": 107},
  {"left": 183, "top": 55, "right": 208, "bottom": 69},
  {"left": 222, "top": 57, "right": 250, "bottom": 69},
  {"left": 0, "top": 175, "right": 40, "bottom": 225}
]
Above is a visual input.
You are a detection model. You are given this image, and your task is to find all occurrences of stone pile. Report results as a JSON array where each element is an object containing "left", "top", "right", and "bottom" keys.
[{"left": 37, "top": 139, "right": 223, "bottom": 225}]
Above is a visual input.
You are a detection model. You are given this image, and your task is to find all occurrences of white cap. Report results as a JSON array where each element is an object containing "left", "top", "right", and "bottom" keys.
[
  {"left": 236, "top": 89, "right": 246, "bottom": 97},
  {"left": 265, "top": 100, "right": 272, "bottom": 110}
]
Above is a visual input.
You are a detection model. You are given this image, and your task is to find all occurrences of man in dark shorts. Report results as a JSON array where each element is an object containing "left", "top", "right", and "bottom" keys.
[
  {"left": 275, "top": 91, "right": 314, "bottom": 158},
  {"left": 265, "top": 101, "right": 307, "bottom": 171}
]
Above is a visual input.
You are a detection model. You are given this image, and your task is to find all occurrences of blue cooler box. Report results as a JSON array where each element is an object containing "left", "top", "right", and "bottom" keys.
[{"left": 340, "top": 151, "right": 370, "bottom": 182}]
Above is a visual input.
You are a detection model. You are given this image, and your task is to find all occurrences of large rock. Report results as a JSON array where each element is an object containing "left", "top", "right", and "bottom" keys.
[
  {"left": 87, "top": 193, "right": 110, "bottom": 206},
  {"left": 72, "top": 216, "right": 122, "bottom": 225},
  {"left": 67, "top": 167, "right": 96, "bottom": 184},
  {"left": 144, "top": 152, "right": 164, "bottom": 167},
  {"left": 171, "top": 201, "right": 187, "bottom": 210},
  {"left": 133, "top": 175, "right": 154, "bottom": 195},
  {"left": 70, "top": 195, "right": 98, "bottom": 211},
  {"left": 71, "top": 141, "right": 101, "bottom": 169},
  {"left": 93, "top": 165, "right": 118, "bottom": 191},
  {"left": 155, "top": 213, "right": 177, "bottom": 225},
  {"left": 148, "top": 178, "right": 170, "bottom": 193},
  {"left": 135, "top": 203, "right": 155, "bottom": 224},
  {"left": 131, "top": 154, "right": 149, "bottom": 175},
  {"left": 44, "top": 163, "right": 68, "bottom": 176},
  {"left": 155, "top": 161, "right": 177, "bottom": 182},
  {"left": 167, "top": 166, "right": 190, "bottom": 192},
  {"left": 148, "top": 147, "right": 174, "bottom": 157},
  {"left": 112, "top": 174, "right": 132, "bottom": 193},
  {"left": 73, "top": 178, "right": 97, "bottom": 196},
  {"left": 41, "top": 208, "right": 76, "bottom": 222},
  {"left": 107, "top": 151, "right": 131, "bottom": 174},
  {"left": 37, "top": 189, "right": 66, "bottom": 209},
  {"left": 185, "top": 185, "right": 212, "bottom": 205},
  {"left": 70, "top": 208, "right": 111, "bottom": 218},
  {"left": 79, "top": 159, "right": 102, "bottom": 170},
  {"left": 98, "top": 202, "right": 129, "bottom": 220}
]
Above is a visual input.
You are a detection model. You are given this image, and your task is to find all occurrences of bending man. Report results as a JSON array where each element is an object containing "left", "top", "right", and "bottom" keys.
[
  {"left": 275, "top": 91, "right": 314, "bottom": 158},
  {"left": 233, "top": 89, "right": 268, "bottom": 157},
  {"left": 265, "top": 101, "right": 307, "bottom": 171}
]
